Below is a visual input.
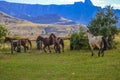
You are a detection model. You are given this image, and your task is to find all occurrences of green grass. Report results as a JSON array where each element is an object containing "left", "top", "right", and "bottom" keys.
[{"left": 0, "top": 40, "right": 120, "bottom": 80}]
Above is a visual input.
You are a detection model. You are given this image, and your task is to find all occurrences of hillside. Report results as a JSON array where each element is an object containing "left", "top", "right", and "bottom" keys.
[
  {"left": 0, "top": 11, "right": 24, "bottom": 25},
  {"left": 0, "top": 11, "right": 80, "bottom": 37},
  {"left": 0, "top": 0, "right": 120, "bottom": 26}
]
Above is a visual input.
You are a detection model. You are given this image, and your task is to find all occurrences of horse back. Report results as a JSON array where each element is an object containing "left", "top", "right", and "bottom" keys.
[{"left": 89, "top": 36, "right": 103, "bottom": 46}]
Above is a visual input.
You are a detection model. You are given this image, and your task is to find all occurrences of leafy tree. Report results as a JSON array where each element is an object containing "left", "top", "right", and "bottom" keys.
[
  {"left": 0, "top": 24, "right": 8, "bottom": 38},
  {"left": 88, "top": 5, "right": 119, "bottom": 49},
  {"left": 0, "top": 24, "right": 8, "bottom": 43}
]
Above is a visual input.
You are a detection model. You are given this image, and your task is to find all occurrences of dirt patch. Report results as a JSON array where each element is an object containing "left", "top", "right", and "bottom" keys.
[
  {"left": 31, "top": 49, "right": 43, "bottom": 54},
  {"left": 0, "top": 54, "right": 11, "bottom": 59}
]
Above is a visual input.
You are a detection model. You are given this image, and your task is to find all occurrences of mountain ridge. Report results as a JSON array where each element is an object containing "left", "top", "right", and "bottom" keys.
[
  {"left": 0, "top": 11, "right": 80, "bottom": 37},
  {"left": 0, "top": 0, "right": 120, "bottom": 26}
]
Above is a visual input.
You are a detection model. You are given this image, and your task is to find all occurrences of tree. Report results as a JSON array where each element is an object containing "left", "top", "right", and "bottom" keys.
[
  {"left": 88, "top": 5, "right": 119, "bottom": 49},
  {"left": 0, "top": 24, "right": 8, "bottom": 42}
]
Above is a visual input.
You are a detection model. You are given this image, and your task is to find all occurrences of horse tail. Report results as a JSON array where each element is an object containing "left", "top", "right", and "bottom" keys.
[
  {"left": 61, "top": 39, "right": 64, "bottom": 46},
  {"left": 102, "top": 37, "right": 107, "bottom": 50},
  {"left": 27, "top": 39, "right": 32, "bottom": 51},
  {"left": 60, "top": 38, "right": 64, "bottom": 52}
]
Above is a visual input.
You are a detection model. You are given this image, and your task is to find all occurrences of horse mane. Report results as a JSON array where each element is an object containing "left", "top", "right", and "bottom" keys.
[
  {"left": 49, "top": 33, "right": 56, "bottom": 44},
  {"left": 86, "top": 31, "right": 94, "bottom": 38},
  {"left": 36, "top": 35, "right": 45, "bottom": 42},
  {"left": 50, "top": 33, "right": 56, "bottom": 38},
  {"left": 4, "top": 36, "right": 14, "bottom": 42}
]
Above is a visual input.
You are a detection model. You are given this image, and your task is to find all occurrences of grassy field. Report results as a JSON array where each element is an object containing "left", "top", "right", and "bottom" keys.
[{"left": 0, "top": 40, "right": 120, "bottom": 80}]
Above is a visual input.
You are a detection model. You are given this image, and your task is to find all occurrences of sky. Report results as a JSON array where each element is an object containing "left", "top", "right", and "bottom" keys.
[{"left": 1, "top": 0, "right": 120, "bottom": 9}]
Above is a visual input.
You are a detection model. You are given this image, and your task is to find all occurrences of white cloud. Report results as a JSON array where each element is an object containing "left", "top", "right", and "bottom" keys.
[
  {"left": 112, "top": 4, "right": 120, "bottom": 9},
  {"left": 59, "top": 0, "right": 84, "bottom": 3},
  {"left": 3, "top": 0, "right": 120, "bottom": 9},
  {"left": 91, "top": 0, "right": 120, "bottom": 9}
]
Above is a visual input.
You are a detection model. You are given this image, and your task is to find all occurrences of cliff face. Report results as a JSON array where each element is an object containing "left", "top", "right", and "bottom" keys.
[
  {"left": 0, "top": 0, "right": 120, "bottom": 25},
  {"left": 0, "top": 11, "right": 24, "bottom": 25}
]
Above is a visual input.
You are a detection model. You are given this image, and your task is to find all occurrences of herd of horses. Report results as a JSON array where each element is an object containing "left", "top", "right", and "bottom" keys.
[
  {"left": 4, "top": 31, "right": 108, "bottom": 57},
  {"left": 4, "top": 33, "right": 64, "bottom": 53}
]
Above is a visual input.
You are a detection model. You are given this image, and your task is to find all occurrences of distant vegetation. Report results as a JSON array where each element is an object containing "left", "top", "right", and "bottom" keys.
[
  {"left": 88, "top": 6, "right": 119, "bottom": 49},
  {"left": 70, "top": 6, "right": 119, "bottom": 50},
  {"left": 0, "top": 24, "right": 8, "bottom": 41}
]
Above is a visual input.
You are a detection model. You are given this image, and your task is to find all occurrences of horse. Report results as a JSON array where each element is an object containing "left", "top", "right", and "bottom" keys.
[
  {"left": 49, "top": 33, "right": 64, "bottom": 53},
  {"left": 86, "top": 30, "right": 107, "bottom": 57},
  {"left": 4, "top": 37, "right": 32, "bottom": 52},
  {"left": 36, "top": 36, "right": 52, "bottom": 53}
]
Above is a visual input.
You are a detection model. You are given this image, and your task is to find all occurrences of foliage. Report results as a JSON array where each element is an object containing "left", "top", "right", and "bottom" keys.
[
  {"left": 0, "top": 24, "right": 8, "bottom": 38},
  {"left": 88, "top": 6, "right": 119, "bottom": 49},
  {"left": 12, "top": 36, "right": 21, "bottom": 39},
  {"left": 0, "top": 24, "right": 8, "bottom": 43},
  {"left": 70, "top": 26, "right": 89, "bottom": 50}
]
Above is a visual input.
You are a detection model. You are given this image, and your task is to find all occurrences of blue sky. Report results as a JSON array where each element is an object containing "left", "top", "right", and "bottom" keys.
[{"left": 1, "top": 0, "right": 120, "bottom": 9}]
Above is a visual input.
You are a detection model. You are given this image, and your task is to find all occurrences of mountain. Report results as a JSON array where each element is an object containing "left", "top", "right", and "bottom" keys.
[
  {"left": 0, "top": 0, "right": 120, "bottom": 26},
  {"left": 19, "top": 14, "right": 77, "bottom": 25},
  {"left": 0, "top": 11, "right": 79, "bottom": 37},
  {"left": 0, "top": 11, "right": 24, "bottom": 25}
]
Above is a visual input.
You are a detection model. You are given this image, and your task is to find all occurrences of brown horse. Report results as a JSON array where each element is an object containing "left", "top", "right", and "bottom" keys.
[
  {"left": 49, "top": 33, "right": 64, "bottom": 53},
  {"left": 4, "top": 37, "right": 32, "bottom": 52},
  {"left": 36, "top": 36, "right": 52, "bottom": 53}
]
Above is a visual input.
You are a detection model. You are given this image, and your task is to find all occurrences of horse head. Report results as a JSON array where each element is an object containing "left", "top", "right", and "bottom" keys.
[
  {"left": 36, "top": 36, "right": 44, "bottom": 42},
  {"left": 4, "top": 37, "right": 12, "bottom": 43},
  {"left": 49, "top": 33, "right": 57, "bottom": 44},
  {"left": 50, "top": 33, "right": 56, "bottom": 38}
]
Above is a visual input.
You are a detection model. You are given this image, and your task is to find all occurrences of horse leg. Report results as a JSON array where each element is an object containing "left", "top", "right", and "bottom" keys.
[
  {"left": 101, "top": 43, "right": 105, "bottom": 57},
  {"left": 56, "top": 44, "right": 61, "bottom": 53},
  {"left": 54, "top": 45, "right": 57, "bottom": 53},
  {"left": 101, "top": 48, "right": 104, "bottom": 57},
  {"left": 91, "top": 49, "right": 94, "bottom": 56},
  {"left": 21, "top": 44, "right": 26, "bottom": 53},
  {"left": 54, "top": 45, "right": 56, "bottom": 52},
  {"left": 90, "top": 45, "right": 94, "bottom": 56},
  {"left": 14, "top": 46, "right": 16, "bottom": 51},
  {"left": 61, "top": 44, "right": 64, "bottom": 52},
  {"left": 96, "top": 44, "right": 102, "bottom": 57},
  {"left": 57, "top": 45, "right": 60, "bottom": 53},
  {"left": 98, "top": 48, "right": 101, "bottom": 57},
  {"left": 22, "top": 45, "right": 26, "bottom": 52},
  {"left": 26, "top": 46, "right": 29, "bottom": 51},
  {"left": 48, "top": 46, "right": 51, "bottom": 53},
  {"left": 43, "top": 46, "right": 47, "bottom": 53}
]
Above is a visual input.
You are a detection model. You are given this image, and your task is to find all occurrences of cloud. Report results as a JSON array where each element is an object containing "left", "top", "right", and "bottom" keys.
[
  {"left": 3, "top": 0, "right": 120, "bottom": 9},
  {"left": 92, "top": 0, "right": 120, "bottom": 9},
  {"left": 58, "top": 0, "right": 84, "bottom": 3},
  {"left": 112, "top": 4, "right": 120, "bottom": 9}
]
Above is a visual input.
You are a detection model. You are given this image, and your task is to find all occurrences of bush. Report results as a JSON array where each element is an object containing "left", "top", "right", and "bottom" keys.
[
  {"left": 70, "top": 32, "right": 89, "bottom": 50},
  {"left": 12, "top": 36, "right": 21, "bottom": 39},
  {"left": 0, "top": 24, "right": 8, "bottom": 39}
]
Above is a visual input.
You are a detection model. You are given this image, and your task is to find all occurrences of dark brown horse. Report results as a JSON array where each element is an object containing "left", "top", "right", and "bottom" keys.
[
  {"left": 49, "top": 33, "right": 64, "bottom": 53},
  {"left": 36, "top": 36, "right": 52, "bottom": 53},
  {"left": 4, "top": 37, "right": 32, "bottom": 52}
]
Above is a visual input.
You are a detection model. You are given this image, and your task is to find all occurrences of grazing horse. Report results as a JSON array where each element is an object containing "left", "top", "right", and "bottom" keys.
[
  {"left": 36, "top": 36, "right": 52, "bottom": 53},
  {"left": 4, "top": 37, "right": 32, "bottom": 52},
  {"left": 49, "top": 33, "right": 64, "bottom": 53},
  {"left": 86, "top": 30, "right": 107, "bottom": 57}
]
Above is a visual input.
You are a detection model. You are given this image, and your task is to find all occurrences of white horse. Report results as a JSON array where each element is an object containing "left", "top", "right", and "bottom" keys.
[{"left": 86, "top": 30, "right": 107, "bottom": 57}]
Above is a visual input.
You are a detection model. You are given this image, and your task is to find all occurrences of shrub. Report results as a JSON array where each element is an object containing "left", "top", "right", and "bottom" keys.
[{"left": 70, "top": 32, "right": 89, "bottom": 50}]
